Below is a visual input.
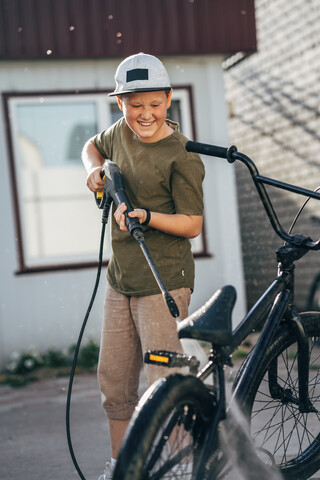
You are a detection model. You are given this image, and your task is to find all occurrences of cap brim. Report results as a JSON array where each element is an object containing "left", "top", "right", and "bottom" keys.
[{"left": 108, "top": 87, "right": 172, "bottom": 97}]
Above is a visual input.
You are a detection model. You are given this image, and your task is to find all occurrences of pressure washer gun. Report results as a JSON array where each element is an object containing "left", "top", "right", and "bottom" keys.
[
  {"left": 95, "top": 160, "right": 143, "bottom": 239},
  {"left": 95, "top": 160, "right": 180, "bottom": 319}
]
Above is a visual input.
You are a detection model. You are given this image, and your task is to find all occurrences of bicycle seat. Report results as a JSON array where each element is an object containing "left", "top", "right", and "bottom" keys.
[{"left": 178, "top": 285, "right": 236, "bottom": 345}]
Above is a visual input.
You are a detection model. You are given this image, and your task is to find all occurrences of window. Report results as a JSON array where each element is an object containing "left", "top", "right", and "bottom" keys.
[{"left": 4, "top": 87, "right": 207, "bottom": 273}]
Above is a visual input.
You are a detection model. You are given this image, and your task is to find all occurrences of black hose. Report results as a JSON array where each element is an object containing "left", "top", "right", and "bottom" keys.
[
  {"left": 66, "top": 221, "right": 106, "bottom": 480},
  {"left": 65, "top": 187, "right": 179, "bottom": 478}
]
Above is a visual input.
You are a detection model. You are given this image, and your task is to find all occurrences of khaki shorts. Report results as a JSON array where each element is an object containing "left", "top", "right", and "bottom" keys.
[{"left": 97, "top": 283, "right": 191, "bottom": 420}]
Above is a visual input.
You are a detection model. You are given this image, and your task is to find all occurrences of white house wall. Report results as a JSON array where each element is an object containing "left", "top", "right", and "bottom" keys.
[{"left": 0, "top": 56, "right": 246, "bottom": 368}]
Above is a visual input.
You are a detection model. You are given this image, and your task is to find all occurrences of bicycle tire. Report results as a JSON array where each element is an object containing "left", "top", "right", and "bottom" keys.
[
  {"left": 307, "top": 274, "right": 320, "bottom": 311},
  {"left": 234, "top": 312, "right": 320, "bottom": 480},
  {"left": 113, "top": 374, "right": 214, "bottom": 480}
]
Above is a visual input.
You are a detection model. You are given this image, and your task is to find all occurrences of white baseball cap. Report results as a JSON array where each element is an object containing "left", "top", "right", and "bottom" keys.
[{"left": 109, "top": 52, "right": 171, "bottom": 96}]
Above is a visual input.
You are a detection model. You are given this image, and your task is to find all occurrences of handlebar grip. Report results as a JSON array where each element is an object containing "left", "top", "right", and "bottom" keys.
[
  {"left": 186, "top": 141, "right": 228, "bottom": 158},
  {"left": 186, "top": 141, "right": 237, "bottom": 163}
]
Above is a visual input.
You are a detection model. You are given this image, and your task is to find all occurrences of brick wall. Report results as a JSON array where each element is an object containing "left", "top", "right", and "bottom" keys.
[{"left": 224, "top": 0, "right": 320, "bottom": 309}]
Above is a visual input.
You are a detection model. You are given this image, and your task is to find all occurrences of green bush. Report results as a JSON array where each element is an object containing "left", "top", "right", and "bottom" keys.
[
  {"left": 6, "top": 347, "right": 43, "bottom": 374},
  {"left": 77, "top": 339, "right": 99, "bottom": 368},
  {"left": 43, "top": 347, "right": 70, "bottom": 368},
  {"left": 4, "top": 340, "right": 100, "bottom": 376}
]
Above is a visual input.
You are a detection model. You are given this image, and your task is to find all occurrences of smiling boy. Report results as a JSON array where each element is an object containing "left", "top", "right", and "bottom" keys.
[
  {"left": 82, "top": 53, "right": 205, "bottom": 480},
  {"left": 118, "top": 90, "right": 174, "bottom": 143}
]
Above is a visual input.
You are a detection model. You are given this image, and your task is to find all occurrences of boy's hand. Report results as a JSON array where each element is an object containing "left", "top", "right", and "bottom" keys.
[
  {"left": 86, "top": 166, "right": 105, "bottom": 193},
  {"left": 114, "top": 203, "right": 148, "bottom": 231}
]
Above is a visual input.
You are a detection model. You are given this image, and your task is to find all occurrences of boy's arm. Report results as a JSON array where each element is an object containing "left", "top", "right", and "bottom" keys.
[
  {"left": 146, "top": 211, "right": 203, "bottom": 239},
  {"left": 115, "top": 203, "right": 203, "bottom": 239},
  {"left": 82, "top": 138, "right": 105, "bottom": 192}
]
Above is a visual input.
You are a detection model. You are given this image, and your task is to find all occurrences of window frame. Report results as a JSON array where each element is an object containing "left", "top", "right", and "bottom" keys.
[{"left": 3, "top": 86, "right": 210, "bottom": 275}]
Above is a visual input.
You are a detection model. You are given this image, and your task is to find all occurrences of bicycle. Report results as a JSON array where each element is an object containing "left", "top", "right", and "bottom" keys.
[{"left": 112, "top": 141, "right": 320, "bottom": 480}]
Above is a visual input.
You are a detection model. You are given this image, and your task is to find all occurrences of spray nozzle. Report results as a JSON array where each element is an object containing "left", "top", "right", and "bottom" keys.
[{"left": 164, "top": 292, "right": 180, "bottom": 318}]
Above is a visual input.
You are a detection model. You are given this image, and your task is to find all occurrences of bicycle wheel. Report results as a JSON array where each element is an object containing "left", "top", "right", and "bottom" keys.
[
  {"left": 113, "top": 374, "right": 215, "bottom": 480},
  {"left": 234, "top": 312, "right": 320, "bottom": 480},
  {"left": 307, "top": 274, "right": 320, "bottom": 311}
]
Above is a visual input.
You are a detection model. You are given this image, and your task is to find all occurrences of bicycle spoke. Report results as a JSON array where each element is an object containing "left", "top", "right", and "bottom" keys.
[
  {"left": 247, "top": 325, "right": 320, "bottom": 476},
  {"left": 143, "top": 404, "right": 202, "bottom": 479},
  {"left": 146, "top": 411, "right": 181, "bottom": 472},
  {"left": 148, "top": 445, "right": 194, "bottom": 480}
]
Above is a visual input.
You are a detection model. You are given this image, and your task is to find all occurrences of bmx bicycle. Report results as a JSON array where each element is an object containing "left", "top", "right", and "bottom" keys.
[{"left": 113, "top": 142, "right": 320, "bottom": 480}]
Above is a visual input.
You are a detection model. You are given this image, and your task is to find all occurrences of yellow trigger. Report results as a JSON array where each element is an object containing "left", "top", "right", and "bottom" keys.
[{"left": 96, "top": 175, "right": 105, "bottom": 199}]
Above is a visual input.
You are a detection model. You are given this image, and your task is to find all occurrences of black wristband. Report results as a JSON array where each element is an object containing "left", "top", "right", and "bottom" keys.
[{"left": 141, "top": 208, "right": 151, "bottom": 226}]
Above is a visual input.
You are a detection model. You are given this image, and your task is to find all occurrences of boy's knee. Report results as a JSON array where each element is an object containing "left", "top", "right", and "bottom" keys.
[
  {"left": 98, "top": 362, "right": 140, "bottom": 420},
  {"left": 105, "top": 401, "right": 137, "bottom": 421}
]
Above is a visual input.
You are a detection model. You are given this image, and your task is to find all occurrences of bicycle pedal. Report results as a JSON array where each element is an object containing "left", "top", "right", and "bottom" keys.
[
  {"left": 144, "top": 350, "right": 200, "bottom": 374},
  {"left": 145, "top": 351, "right": 172, "bottom": 366},
  {"left": 145, "top": 350, "right": 186, "bottom": 366}
]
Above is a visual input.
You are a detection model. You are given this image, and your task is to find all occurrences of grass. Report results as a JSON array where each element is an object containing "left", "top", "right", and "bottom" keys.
[{"left": 0, "top": 340, "right": 99, "bottom": 388}]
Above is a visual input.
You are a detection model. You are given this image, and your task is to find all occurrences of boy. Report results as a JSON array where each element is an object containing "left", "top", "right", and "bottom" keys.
[{"left": 82, "top": 53, "right": 205, "bottom": 480}]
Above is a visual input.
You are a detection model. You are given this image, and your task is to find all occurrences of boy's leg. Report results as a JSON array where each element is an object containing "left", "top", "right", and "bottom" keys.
[
  {"left": 130, "top": 287, "right": 191, "bottom": 385},
  {"left": 108, "top": 418, "right": 130, "bottom": 460},
  {"left": 131, "top": 288, "right": 193, "bottom": 473},
  {"left": 97, "top": 284, "right": 143, "bottom": 458}
]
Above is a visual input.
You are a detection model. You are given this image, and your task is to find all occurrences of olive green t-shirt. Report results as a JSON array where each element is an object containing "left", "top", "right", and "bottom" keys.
[{"left": 94, "top": 118, "right": 205, "bottom": 296}]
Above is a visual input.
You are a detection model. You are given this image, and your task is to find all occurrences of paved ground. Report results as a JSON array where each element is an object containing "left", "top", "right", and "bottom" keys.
[
  {"left": 1, "top": 371, "right": 319, "bottom": 480},
  {"left": 0, "top": 374, "right": 110, "bottom": 480}
]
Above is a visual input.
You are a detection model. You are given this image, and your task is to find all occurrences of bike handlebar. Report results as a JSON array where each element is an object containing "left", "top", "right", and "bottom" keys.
[
  {"left": 186, "top": 141, "right": 238, "bottom": 163},
  {"left": 186, "top": 141, "right": 320, "bottom": 250},
  {"left": 185, "top": 141, "right": 227, "bottom": 159}
]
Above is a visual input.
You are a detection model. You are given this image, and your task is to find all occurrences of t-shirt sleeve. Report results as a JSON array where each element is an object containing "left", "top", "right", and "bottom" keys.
[
  {"left": 171, "top": 153, "right": 205, "bottom": 215},
  {"left": 93, "top": 122, "right": 117, "bottom": 159}
]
